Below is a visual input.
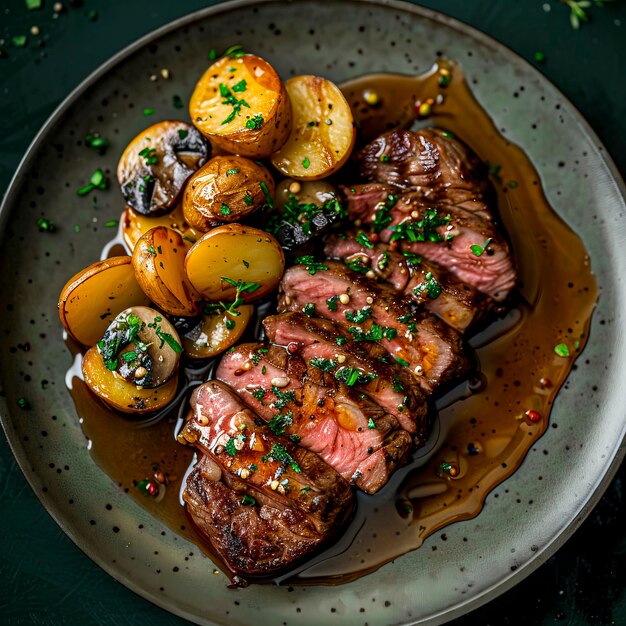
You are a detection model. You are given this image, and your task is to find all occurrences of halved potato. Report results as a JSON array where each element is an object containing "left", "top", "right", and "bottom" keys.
[
  {"left": 271, "top": 75, "right": 356, "bottom": 180},
  {"left": 117, "top": 121, "right": 210, "bottom": 216},
  {"left": 132, "top": 226, "right": 203, "bottom": 316},
  {"left": 122, "top": 201, "right": 191, "bottom": 251},
  {"left": 183, "top": 304, "right": 253, "bottom": 359},
  {"left": 184, "top": 224, "right": 284, "bottom": 301},
  {"left": 59, "top": 256, "right": 152, "bottom": 346},
  {"left": 189, "top": 54, "right": 291, "bottom": 158},
  {"left": 82, "top": 345, "right": 178, "bottom": 414},
  {"left": 182, "top": 156, "right": 274, "bottom": 232}
]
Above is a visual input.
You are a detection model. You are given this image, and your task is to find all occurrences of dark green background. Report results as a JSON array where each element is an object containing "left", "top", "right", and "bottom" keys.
[{"left": 1, "top": 1, "right": 624, "bottom": 624}]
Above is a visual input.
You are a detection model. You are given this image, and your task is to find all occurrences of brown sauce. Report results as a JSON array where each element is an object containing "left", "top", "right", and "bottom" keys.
[{"left": 67, "top": 60, "right": 597, "bottom": 586}]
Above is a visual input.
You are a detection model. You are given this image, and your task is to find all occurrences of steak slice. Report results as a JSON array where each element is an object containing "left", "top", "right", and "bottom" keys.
[
  {"left": 216, "top": 343, "right": 413, "bottom": 493},
  {"left": 324, "top": 233, "right": 486, "bottom": 332},
  {"left": 178, "top": 380, "right": 354, "bottom": 537},
  {"left": 278, "top": 261, "right": 468, "bottom": 393},
  {"left": 357, "top": 128, "right": 493, "bottom": 215},
  {"left": 342, "top": 187, "right": 516, "bottom": 302},
  {"left": 184, "top": 455, "right": 325, "bottom": 579},
  {"left": 263, "top": 311, "right": 428, "bottom": 438}
]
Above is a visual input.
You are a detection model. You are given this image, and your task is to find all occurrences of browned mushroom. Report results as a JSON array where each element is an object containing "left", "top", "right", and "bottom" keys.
[{"left": 117, "top": 121, "right": 210, "bottom": 217}]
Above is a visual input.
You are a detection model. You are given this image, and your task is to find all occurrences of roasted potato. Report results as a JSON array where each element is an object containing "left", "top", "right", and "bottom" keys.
[
  {"left": 184, "top": 224, "right": 285, "bottom": 301},
  {"left": 182, "top": 156, "right": 274, "bottom": 232},
  {"left": 117, "top": 121, "right": 210, "bottom": 216},
  {"left": 122, "top": 201, "right": 191, "bottom": 251},
  {"left": 82, "top": 346, "right": 178, "bottom": 415},
  {"left": 132, "top": 226, "right": 202, "bottom": 316},
  {"left": 271, "top": 75, "right": 356, "bottom": 180},
  {"left": 95, "top": 306, "right": 182, "bottom": 388},
  {"left": 189, "top": 53, "right": 291, "bottom": 158},
  {"left": 59, "top": 256, "right": 152, "bottom": 346},
  {"left": 183, "top": 304, "right": 254, "bottom": 359}
]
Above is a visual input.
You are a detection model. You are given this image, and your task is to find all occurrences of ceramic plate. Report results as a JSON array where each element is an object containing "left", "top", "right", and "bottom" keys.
[{"left": 1, "top": 1, "right": 625, "bottom": 624}]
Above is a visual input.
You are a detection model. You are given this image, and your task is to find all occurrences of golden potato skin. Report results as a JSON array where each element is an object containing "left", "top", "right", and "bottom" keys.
[
  {"left": 117, "top": 121, "right": 209, "bottom": 216},
  {"left": 182, "top": 156, "right": 274, "bottom": 232},
  {"left": 82, "top": 346, "right": 178, "bottom": 414},
  {"left": 271, "top": 75, "right": 356, "bottom": 180},
  {"left": 58, "top": 256, "right": 152, "bottom": 346},
  {"left": 184, "top": 224, "right": 285, "bottom": 302},
  {"left": 189, "top": 54, "right": 291, "bottom": 158},
  {"left": 122, "top": 202, "right": 190, "bottom": 251},
  {"left": 132, "top": 226, "right": 202, "bottom": 316},
  {"left": 183, "top": 305, "right": 253, "bottom": 359}
]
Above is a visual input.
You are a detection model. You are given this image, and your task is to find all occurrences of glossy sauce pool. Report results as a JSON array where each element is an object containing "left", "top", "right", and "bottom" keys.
[{"left": 67, "top": 60, "right": 598, "bottom": 586}]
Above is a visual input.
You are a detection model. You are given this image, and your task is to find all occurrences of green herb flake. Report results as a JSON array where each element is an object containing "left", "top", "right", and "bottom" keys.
[
  {"left": 26, "top": 0, "right": 42, "bottom": 10},
  {"left": 389, "top": 209, "right": 452, "bottom": 244},
  {"left": 85, "top": 134, "right": 109, "bottom": 152},
  {"left": 395, "top": 356, "right": 409, "bottom": 367},
  {"left": 310, "top": 357, "right": 337, "bottom": 372},
  {"left": 259, "top": 181, "right": 274, "bottom": 208},
  {"left": 301, "top": 486, "right": 311, "bottom": 493},
  {"left": 232, "top": 79, "right": 247, "bottom": 93},
  {"left": 104, "top": 220, "right": 118, "bottom": 228},
  {"left": 224, "top": 44, "right": 245, "bottom": 59},
  {"left": 73, "top": 225, "right": 81, "bottom": 233},
  {"left": 172, "top": 95, "right": 184, "bottom": 109},
  {"left": 143, "top": 108, "right": 155, "bottom": 116},
  {"left": 302, "top": 157, "right": 310, "bottom": 169},
  {"left": 17, "top": 397, "right": 30, "bottom": 409},
  {"left": 379, "top": 155, "right": 391, "bottom": 163},
  {"left": 241, "top": 494, "right": 256, "bottom": 506},
  {"left": 554, "top": 343, "right": 570, "bottom": 358},
  {"left": 534, "top": 51, "right": 545, "bottom": 63},
  {"left": 336, "top": 336, "right": 348, "bottom": 347},
  {"left": 225, "top": 437, "right": 238, "bottom": 456},
  {"left": 413, "top": 272, "right": 442, "bottom": 300},
  {"left": 177, "top": 129, "right": 189, "bottom": 140},
  {"left": 224, "top": 319, "right": 236, "bottom": 330},
  {"left": 303, "top": 303, "right": 316, "bottom": 318},
  {"left": 156, "top": 329, "right": 183, "bottom": 353},
  {"left": 219, "top": 83, "right": 250, "bottom": 125},
  {"left": 326, "top": 295, "right": 339, "bottom": 312},
  {"left": 345, "top": 306, "right": 372, "bottom": 324},
  {"left": 220, "top": 204, "right": 232, "bottom": 215},
  {"left": 367, "top": 417, "right": 376, "bottom": 429},
  {"left": 261, "top": 444, "right": 301, "bottom": 473},
  {"left": 267, "top": 412, "right": 294, "bottom": 436},
  {"left": 469, "top": 238, "right": 493, "bottom": 258},
  {"left": 251, "top": 387, "right": 266, "bottom": 401},
  {"left": 356, "top": 231, "right": 374, "bottom": 249},
  {"left": 243, "top": 193, "right": 253, "bottom": 206},
  {"left": 245, "top": 113, "right": 264, "bottom": 130},
  {"left": 295, "top": 255, "right": 329, "bottom": 275},
  {"left": 226, "top": 168, "right": 239, "bottom": 176},
  {"left": 208, "top": 48, "right": 217, "bottom": 60},
  {"left": 508, "top": 180, "right": 518, "bottom": 189},
  {"left": 12, "top": 35, "right": 27, "bottom": 48},
  {"left": 36, "top": 217, "right": 56, "bottom": 232}
]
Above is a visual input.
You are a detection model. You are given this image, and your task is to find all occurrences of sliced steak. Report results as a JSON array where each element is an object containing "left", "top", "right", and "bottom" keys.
[
  {"left": 216, "top": 343, "right": 412, "bottom": 493},
  {"left": 324, "top": 233, "right": 487, "bottom": 332},
  {"left": 278, "top": 261, "right": 468, "bottom": 393},
  {"left": 184, "top": 455, "right": 325, "bottom": 579},
  {"left": 263, "top": 311, "right": 428, "bottom": 438},
  {"left": 357, "top": 128, "right": 493, "bottom": 215}
]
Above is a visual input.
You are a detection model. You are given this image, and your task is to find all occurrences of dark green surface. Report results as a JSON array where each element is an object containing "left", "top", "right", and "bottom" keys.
[{"left": 0, "top": 0, "right": 624, "bottom": 624}]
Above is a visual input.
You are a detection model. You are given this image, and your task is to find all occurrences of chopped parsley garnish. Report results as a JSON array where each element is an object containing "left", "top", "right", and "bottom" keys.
[
  {"left": 243, "top": 193, "right": 253, "bottom": 206},
  {"left": 225, "top": 437, "right": 238, "bottom": 456},
  {"left": 392, "top": 376, "right": 405, "bottom": 393},
  {"left": 413, "top": 272, "right": 442, "bottom": 300},
  {"left": 290, "top": 434, "right": 301, "bottom": 444},
  {"left": 367, "top": 417, "right": 376, "bottom": 429},
  {"left": 259, "top": 181, "right": 274, "bottom": 208},
  {"left": 177, "top": 129, "right": 189, "bottom": 139},
  {"left": 395, "top": 356, "right": 410, "bottom": 367},
  {"left": 138, "top": 147, "right": 158, "bottom": 166},
  {"left": 241, "top": 495, "right": 256, "bottom": 506},
  {"left": 266, "top": 194, "right": 345, "bottom": 238},
  {"left": 155, "top": 328, "right": 183, "bottom": 353},
  {"left": 301, "top": 486, "right": 312, "bottom": 493},
  {"left": 303, "top": 303, "right": 316, "bottom": 317},
  {"left": 554, "top": 343, "right": 570, "bottom": 358},
  {"left": 84, "top": 134, "right": 109, "bottom": 153},
  {"left": 335, "top": 367, "right": 377, "bottom": 387},
  {"left": 348, "top": 323, "right": 396, "bottom": 342},
  {"left": 310, "top": 357, "right": 337, "bottom": 372},
  {"left": 327, "top": 295, "right": 339, "bottom": 312},
  {"left": 344, "top": 307, "right": 372, "bottom": 324},
  {"left": 77, "top": 168, "right": 108, "bottom": 196},
  {"left": 224, "top": 44, "right": 245, "bottom": 58},
  {"left": 295, "top": 256, "right": 328, "bottom": 275},
  {"left": 267, "top": 412, "right": 294, "bottom": 436},
  {"left": 97, "top": 313, "right": 143, "bottom": 371},
  {"left": 402, "top": 251, "right": 423, "bottom": 268},
  {"left": 271, "top": 386, "right": 296, "bottom": 410},
  {"left": 486, "top": 161, "right": 502, "bottom": 183},
  {"left": 208, "top": 48, "right": 217, "bottom": 60},
  {"left": 335, "top": 336, "right": 348, "bottom": 347},
  {"left": 219, "top": 83, "right": 250, "bottom": 125},
  {"left": 470, "top": 238, "right": 493, "bottom": 257},
  {"left": 346, "top": 259, "right": 369, "bottom": 274},
  {"left": 371, "top": 193, "right": 398, "bottom": 233},
  {"left": 302, "top": 157, "right": 310, "bottom": 169},
  {"left": 251, "top": 387, "right": 266, "bottom": 401},
  {"left": 220, "top": 203, "right": 232, "bottom": 215},
  {"left": 389, "top": 209, "right": 452, "bottom": 243},
  {"left": 104, "top": 220, "right": 118, "bottom": 228},
  {"left": 17, "top": 397, "right": 30, "bottom": 409},
  {"left": 262, "top": 444, "right": 301, "bottom": 473},
  {"left": 232, "top": 79, "right": 247, "bottom": 92},
  {"left": 36, "top": 217, "right": 56, "bottom": 232},
  {"left": 377, "top": 252, "right": 389, "bottom": 271},
  {"left": 226, "top": 168, "right": 239, "bottom": 176},
  {"left": 356, "top": 232, "right": 374, "bottom": 249},
  {"left": 245, "top": 114, "right": 264, "bottom": 130},
  {"left": 205, "top": 278, "right": 260, "bottom": 319},
  {"left": 143, "top": 108, "right": 155, "bottom": 116},
  {"left": 379, "top": 155, "right": 391, "bottom": 163},
  {"left": 224, "top": 319, "right": 236, "bottom": 330}
]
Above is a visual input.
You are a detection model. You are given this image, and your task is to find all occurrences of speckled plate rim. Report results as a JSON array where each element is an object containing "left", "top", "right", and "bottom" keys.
[{"left": 1, "top": 1, "right": 625, "bottom": 624}]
